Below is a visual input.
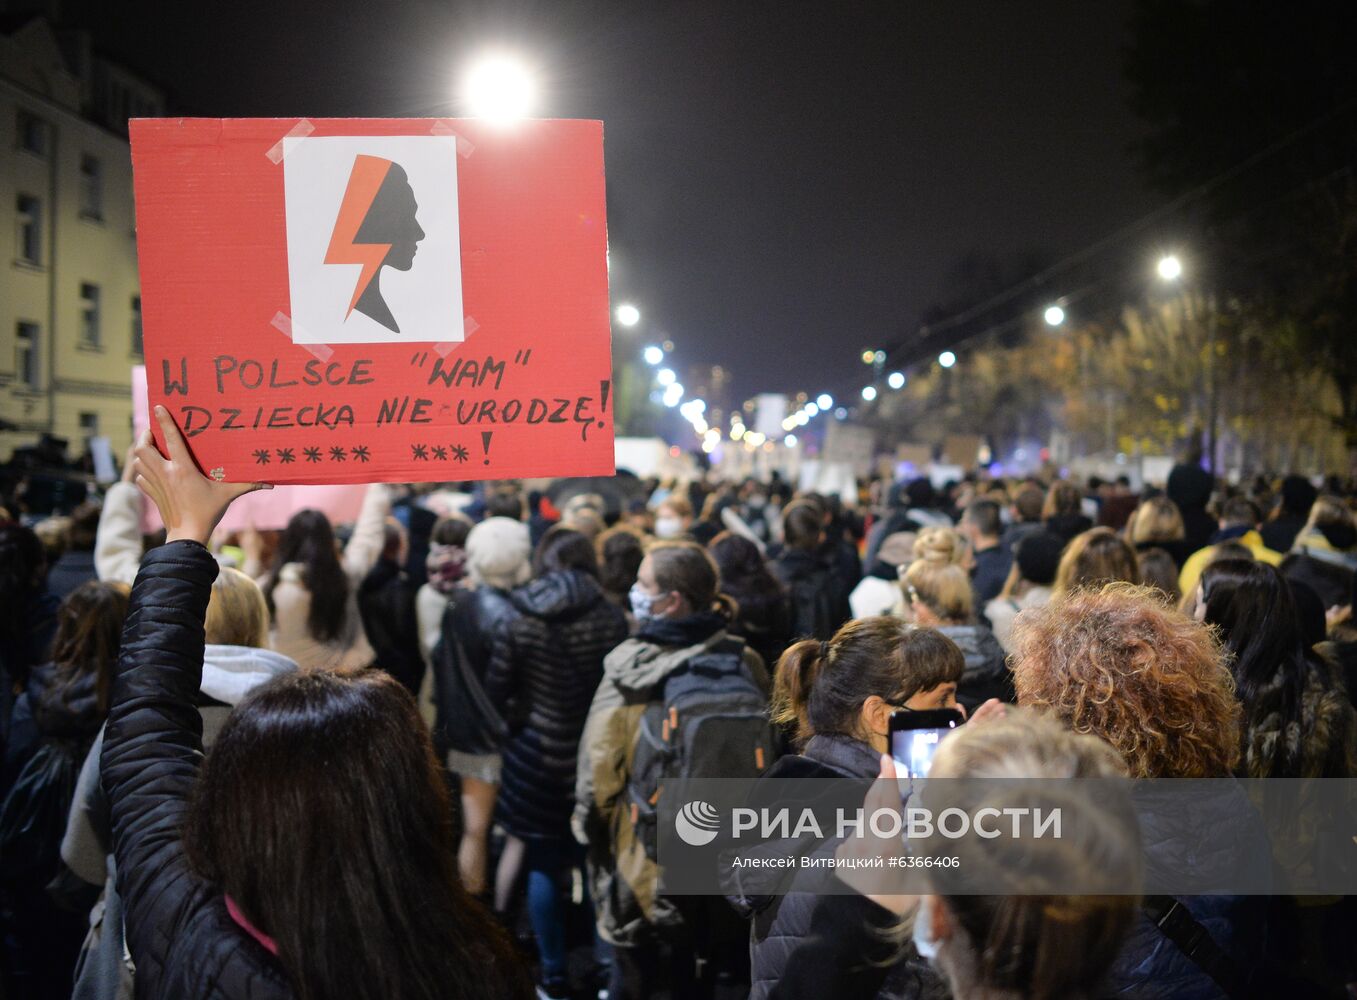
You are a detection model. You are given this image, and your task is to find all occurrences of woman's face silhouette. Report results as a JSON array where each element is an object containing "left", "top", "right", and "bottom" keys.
[{"left": 357, "top": 163, "right": 424, "bottom": 270}]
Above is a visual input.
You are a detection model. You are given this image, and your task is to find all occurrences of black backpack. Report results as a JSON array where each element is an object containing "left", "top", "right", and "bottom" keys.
[{"left": 627, "top": 637, "right": 779, "bottom": 860}]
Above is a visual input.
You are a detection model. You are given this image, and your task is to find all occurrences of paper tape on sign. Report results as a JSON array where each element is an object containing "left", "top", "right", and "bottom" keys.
[{"left": 130, "top": 117, "right": 614, "bottom": 485}]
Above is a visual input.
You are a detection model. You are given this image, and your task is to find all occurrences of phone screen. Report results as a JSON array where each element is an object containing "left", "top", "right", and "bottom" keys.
[{"left": 889, "top": 709, "right": 964, "bottom": 780}]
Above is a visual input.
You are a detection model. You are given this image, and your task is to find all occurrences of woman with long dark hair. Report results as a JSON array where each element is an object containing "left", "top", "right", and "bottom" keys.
[
  {"left": 484, "top": 525, "right": 628, "bottom": 999},
  {"left": 260, "top": 485, "right": 389, "bottom": 672},
  {"left": 709, "top": 531, "right": 794, "bottom": 669},
  {"left": 100, "top": 407, "right": 527, "bottom": 1000},
  {"left": 1198, "top": 560, "right": 1357, "bottom": 778}
]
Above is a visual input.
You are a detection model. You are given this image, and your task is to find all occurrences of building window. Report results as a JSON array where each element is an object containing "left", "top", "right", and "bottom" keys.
[
  {"left": 16, "top": 194, "right": 42, "bottom": 264},
  {"left": 79, "top": 155, "right": 103, "bottom": 220},
  {"left": 131, "top": 295, "right": 143, "bottom": 357},
  {"left": 80, "top": 283, "right": 101, "bottom": 349},
  {"left": 16, "top": 322, "right": 39, "bottom": 388},
  {"left": 16, "top": 111, "right": 49, "bottom": 157},
  {"left": 79, "top": 412, "right": 100, "bottom": 439}
]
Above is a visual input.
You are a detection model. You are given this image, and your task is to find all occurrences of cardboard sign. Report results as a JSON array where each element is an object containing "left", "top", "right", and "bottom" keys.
[
  {"left": 822, "top": 422, "right": 877, "bottom": 478},
  {"left": 130, "top": 118, "right": 614, "bottom": 484}
]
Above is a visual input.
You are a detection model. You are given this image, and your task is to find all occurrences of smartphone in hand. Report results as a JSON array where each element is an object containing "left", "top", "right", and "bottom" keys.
[{"left": 888, "top": 708, "right": 964, "bottom": 781}]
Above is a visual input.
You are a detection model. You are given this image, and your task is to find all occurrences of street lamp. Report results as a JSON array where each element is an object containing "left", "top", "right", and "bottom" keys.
[
  {"left": 1157, "top": 255, "right": 1183, "bottom": 282},
  {"left": 615, "top": 303, "right": 640, "bottom": 327},
  {"left": 938, "top": 351, "right": 957, "bottom": 369},
  {"left": 861, "top": 386, "right": 878, "bottom": 401},
  {"left": 887, "top": 371, "right": 906, "bottom": 390},
  {"left": 656, "top": 367, "right": 676, "bottom": 386},
  {"left": 816, "top": 393, "right": 833, "bottom": 410},
  {"left": 860, "top": 349, "right": 876, "bottom": 365},
  {"left": 461, "top": 53, "right": 536, "bottom": 121},
  {"left": 643, "top": 345, "right": 664, "bottom": 366},
  {"left": 1044, "top": 305, "right": 1065, "bottom": 327}
]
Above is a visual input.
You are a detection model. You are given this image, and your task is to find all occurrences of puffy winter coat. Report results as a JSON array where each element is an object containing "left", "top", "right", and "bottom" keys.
[
  {"left": 101, "top": 542, "right": 294, "bottom": 999},
  {"left": 486, "top": 570, "right": 628, "bottom": 839},
  {"left": 432, "top": 585, "right": 521, "bottom": 757},
  {"left": 1106, "top": 779, "right": 1271, "bottom": 998},
  {"left": 741, "top": 733, "right": 947, "bottom": 1000},
  {"left": 936, "top": 623, "right": 1014, "bottom": 711}
]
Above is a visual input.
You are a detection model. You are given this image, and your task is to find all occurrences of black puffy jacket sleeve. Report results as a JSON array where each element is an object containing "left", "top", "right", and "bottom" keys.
[{"left": 101, "top": 541, "right": 292, "bottom": 1000}]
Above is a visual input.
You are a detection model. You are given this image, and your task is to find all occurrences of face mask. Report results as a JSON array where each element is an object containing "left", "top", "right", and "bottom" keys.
[
  {"left": 913, "top": 894, "right": 939, "bottom": 960},
  {"left": 748, "top": 496, "right": 767, "bottom": 510},
  {"left": 655, "top": 516, "right": 683, "bottom": 539},
  {"left": 630, "top": 583, "right": 660, "bottom": 621}
]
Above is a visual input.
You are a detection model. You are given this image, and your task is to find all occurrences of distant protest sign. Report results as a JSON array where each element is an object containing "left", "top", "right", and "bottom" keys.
[{"left": 129, "top": 118, "right": 614, "bottom": 484}]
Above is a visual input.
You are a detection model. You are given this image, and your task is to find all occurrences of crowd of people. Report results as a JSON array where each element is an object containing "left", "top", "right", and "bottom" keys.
[{"left": 1, "top": 411, "right": 1355, "bottom": 1000}]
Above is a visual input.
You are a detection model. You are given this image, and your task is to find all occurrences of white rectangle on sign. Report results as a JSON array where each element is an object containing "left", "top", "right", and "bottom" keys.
[{"left": 282, "top": 135, "right": 463, "bottom": 344}]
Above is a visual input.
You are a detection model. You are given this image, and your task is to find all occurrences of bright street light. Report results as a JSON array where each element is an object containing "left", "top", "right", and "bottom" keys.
[
  {"left": 1044, "top": 305, "right": 1065, "bottom": 327},
  {"left": 656, "top": 367, "right": 676, "bottom": 386},
  {"left": 784, "top": 434, "right": 798, "bottom": 447},
  {"left": 860, "top": 349, "right": 876, "bottom": 365},
  {"left": 805, "top": 402, "right": 819, "bottom": 417},
  {"left": 1157, "top": 255, "right": 1183, "bottom": 282},
  {"left": 643, "top": 345, "right": 664, "bottom": 366},
  {"left": 874, "top": 350, "right": 886, "bottom": 365},
  {"left": 462, "top": 53, "right": 536, "bottom": 121},
  {"left": 887, "top": 371, "right": 905, "bottom": 390},
  {"left": 816, "top": 393, "right": 833, "bottom": 410},
  {"left": 861, "top": 386, "right": 878, "bottom": 401},
  {"left": 938, "top": 351, "right": 957, "bottom": 369},
  {"left": 615, "top": 303, "right": 640, "bottom": 327}
]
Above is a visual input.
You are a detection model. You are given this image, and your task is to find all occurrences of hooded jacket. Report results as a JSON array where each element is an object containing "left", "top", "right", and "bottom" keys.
[
  {"left": 769, "top": 548, "right": 851, "bottom": 642},
  {"left": 487, "top": 570, "right": 628, "bottom": 840},
  {"left": 936, "top": 623, "right": 1013, "bottom": 711},
  {"left": 573, "top": 614, "right": 768, "bottom": 945}
]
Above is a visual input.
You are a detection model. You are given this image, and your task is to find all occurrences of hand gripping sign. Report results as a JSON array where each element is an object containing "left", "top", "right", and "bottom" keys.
[{"left": 129, "top": 118, "right": 614, "bottom": 484}]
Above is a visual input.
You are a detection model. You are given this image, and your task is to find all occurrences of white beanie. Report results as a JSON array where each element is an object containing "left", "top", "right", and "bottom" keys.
[{"left": 466, "top": 517, "right": 533, "bottom": 589}]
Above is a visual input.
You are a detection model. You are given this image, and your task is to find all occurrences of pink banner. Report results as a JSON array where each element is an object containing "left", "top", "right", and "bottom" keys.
[{"left": 133, "top": 365, "right": 370, "bottom": 532}]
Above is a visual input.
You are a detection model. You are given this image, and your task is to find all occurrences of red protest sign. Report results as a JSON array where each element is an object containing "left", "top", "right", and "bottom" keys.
[{"left": 129, "top": 118, "right": 614, "bottom": 484}]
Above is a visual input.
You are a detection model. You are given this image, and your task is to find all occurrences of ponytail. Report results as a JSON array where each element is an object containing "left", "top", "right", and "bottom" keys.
[
  {"left": 771, "top": 639, "right": 827, "bottom": 742},
  {"left": 773, "top": 619, "right": 965, "bottom": 748}
]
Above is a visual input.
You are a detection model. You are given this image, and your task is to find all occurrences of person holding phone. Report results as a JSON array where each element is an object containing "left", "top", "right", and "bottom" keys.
[{"left": 742, "top": 617, "right": 974, "bottom": 1000}]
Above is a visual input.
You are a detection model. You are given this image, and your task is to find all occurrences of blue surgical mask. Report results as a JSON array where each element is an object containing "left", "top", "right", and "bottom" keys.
[{"left": 630, "top": 583, "right": 659, "bottom": 621}]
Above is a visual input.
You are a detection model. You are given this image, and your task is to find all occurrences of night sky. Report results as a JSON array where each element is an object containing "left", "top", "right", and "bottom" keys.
[{"left": 72, "top": 0, "right": 1155, "bottom": 401}]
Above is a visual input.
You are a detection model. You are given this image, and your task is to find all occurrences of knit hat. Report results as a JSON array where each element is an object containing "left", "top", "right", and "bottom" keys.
[{"left": 466, "top": 517, "right": 532, "bottom": 589}]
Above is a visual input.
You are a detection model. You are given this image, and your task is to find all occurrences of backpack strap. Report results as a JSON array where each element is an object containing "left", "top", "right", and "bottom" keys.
[{"left": 1142, "top": 895, "right": 1245, "bottom": 998}]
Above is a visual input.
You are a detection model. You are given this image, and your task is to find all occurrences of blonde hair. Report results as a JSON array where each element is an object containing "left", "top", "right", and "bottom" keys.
[
  {"left": 205, "top": 567, "right": 270, "bottom": 648},
  {"left": 919, "top": 708, "right": 1140, "bottom": 1000},
  {"left": 1127, "top": 496, "right": 1185, "bottom": 545},
  {"left": 904, "top": 527, "right": 973, "bottom": 622},
  {"left": 1052, "top": 527, "right": 1139, "bottom": 597}
]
